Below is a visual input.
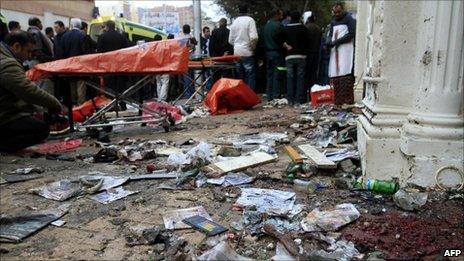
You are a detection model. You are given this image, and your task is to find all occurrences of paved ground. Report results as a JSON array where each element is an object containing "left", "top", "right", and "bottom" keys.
[{"left": 0, "top": 105, "right": 463, "bottom": 260}]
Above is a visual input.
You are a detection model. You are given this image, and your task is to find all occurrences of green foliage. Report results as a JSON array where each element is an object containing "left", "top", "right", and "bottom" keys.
[{"left": 214, "top": 0, "right": 340, "bottom": 28}]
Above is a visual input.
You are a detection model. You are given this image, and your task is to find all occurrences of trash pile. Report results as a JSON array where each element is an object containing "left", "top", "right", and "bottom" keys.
[{"left": 3, "top": 102, "right": 456, "bottom": 260}]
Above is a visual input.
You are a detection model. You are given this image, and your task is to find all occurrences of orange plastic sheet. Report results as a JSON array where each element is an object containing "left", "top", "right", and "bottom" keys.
[
  {"left": 204, "top": 78, "right": 261, "bottom": 115},
  {"left": 72, "top": 95, "right": 113, "bottom": 122},
  {"left": 27, "top": 39, "right": 190, "bottom": 81}
]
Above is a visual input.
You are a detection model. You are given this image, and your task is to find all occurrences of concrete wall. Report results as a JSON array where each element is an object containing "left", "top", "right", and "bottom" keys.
[{"left": 1, "top": 0, "right": 94, "bottom": 29}]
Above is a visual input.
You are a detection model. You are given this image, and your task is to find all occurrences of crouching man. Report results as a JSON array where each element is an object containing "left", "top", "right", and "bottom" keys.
[{"left": 0, "top": 31, "right": 63, "bottom": 152}]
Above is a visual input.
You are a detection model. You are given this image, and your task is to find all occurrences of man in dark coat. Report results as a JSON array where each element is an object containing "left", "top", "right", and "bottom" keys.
[{"left": 97, "top": 20, "right": 130, "bottom": 109}]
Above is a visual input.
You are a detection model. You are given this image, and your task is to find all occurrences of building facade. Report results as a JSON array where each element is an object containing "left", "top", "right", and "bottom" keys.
[
  {"left": 0, "top": 0, "right": 95, "bottom": 29},
  {"left": 356, "top": 0, "right": 463, "bottom": 188}
]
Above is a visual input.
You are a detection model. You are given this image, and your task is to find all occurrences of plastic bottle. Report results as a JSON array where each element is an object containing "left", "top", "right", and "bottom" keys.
[
  {"left": 293, "top": 179, "right": 316, "bottom": 193},
  {"left": 364, "top": 178, "right": 400, "bottom": 194}
]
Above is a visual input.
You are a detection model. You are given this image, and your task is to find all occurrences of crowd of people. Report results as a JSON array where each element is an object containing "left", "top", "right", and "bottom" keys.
[{"left": 0, "top": 1, "right": 355, "bottom": 152}]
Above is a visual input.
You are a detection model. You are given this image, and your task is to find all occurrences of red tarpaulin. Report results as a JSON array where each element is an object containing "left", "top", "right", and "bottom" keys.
[
  {"left": 72, "top": 95, "right": 113, "bottom": 122},
  {"left": 204, "top": 78, "right": 261, "bottom": 115},
  {"left": 27, "top": 40, "right": 189, "bottom": 81}
]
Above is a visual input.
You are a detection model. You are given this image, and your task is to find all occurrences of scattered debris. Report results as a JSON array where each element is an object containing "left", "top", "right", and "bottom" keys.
[
  {"left": 207, "top": 152, "right": 277, "bottom": 174},
  {"left": 198, "top": 241, "right": 253, "bottom": 261},
  {"left": 90, "top": 187, "right": 139, "bottom": 204},
  {"left": 298, "top": 144, "right": 336, "bottom": 169},
  {"left": 0, "top": 204, "right": 69, "bottom": 242},
  {"left": 235, "top": 188, "right": 299, "bottom": 216},
  {"left": 9, "top": 167, "right": 44, "bottom": 175},
  {"left": 285, "top": 146, "right": 304, "bottom": 163},
  {"left": 182, "top": 215, "right": 228, "bottom": 236},
  {"left": 301, "top": 203, "right": 360, "bottom": 232},
  {"left": 263, "top": 223, "right": 299, "bottom": 257},
  {"left": 24, "top": 139, "right": 82, "bottom": 154},
  {"left": 206, "top": 172, "right": 254, "bottom": 187},
  {"left": 393, "top": 189, "right": 428, "bottom": 211},
  {"left": 163, "top": 206, "right": 212, "bottom": 230},
  {"left": 51, "top": 219, "right": 66, "bottom": 227}
]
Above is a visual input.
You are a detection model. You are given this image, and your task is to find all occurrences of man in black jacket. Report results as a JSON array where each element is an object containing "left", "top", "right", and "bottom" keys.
[
  {"left": 304, "top": 12, "right": 322, "bottom": 95},
  {"left": 209, "top": 18, "right": 233, "bottom": 57},
  {"left": 97, "top": 20, "right": 129, "bottom": 53},
  {"left": 97, "top": 20, "right": 130, "bottom": 109},
  {"left": 275, "top": 11, "right": 311, "bottom": 105}
]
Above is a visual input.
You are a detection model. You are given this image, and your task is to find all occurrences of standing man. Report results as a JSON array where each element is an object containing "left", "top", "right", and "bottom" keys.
[
  {"left": 327, "top": 1, "right": 356, "bottom": 105},
  {"left": 153, "top": 35, "right": 169, "bottom": 101},
  {"left": 81, "top": 21, "right": 96, "bottom": 54},
  {"left": 178, "top": 24, "right": 197, "bottom": 98},
  {"left": 229, "top": 5, "right": 258, "bottom": 90},
  {"left": 45, "top": 27, "right": 54, "bottom": 44},
  {"left": 303, "top": 11, "right": 322, "bottom": 95},
  {"left": 61, "top": 18, "right": 86, "bottom": 105},
  {"left": 53, "top": 20, "right": 67, "bottom": 60},
  {"left": 0, "top": 31, "right": 63, "bottom": 152},
  {"left": 200, "top": 26, "right": 212, "bottom": 90},
  {"left": 27, "top": 17, "right": 53, "bottom": 65},
  {"left": 275, "top": 11, "right": 311, "bottom": 106},
  {"left": 263, "top": 9, "right": 284, "bottom": 101},
  {"left": 200, "top": 26, "right": 210, "bottom": 56},
  {"left": 97, "top": 20, "right": 130, "bottom": 109},
  {"left": 8, "top": 21, "right": 21, "bottom": 32},
  {"left": 209, "top": 18, "right": 233, "bottom": 57}
]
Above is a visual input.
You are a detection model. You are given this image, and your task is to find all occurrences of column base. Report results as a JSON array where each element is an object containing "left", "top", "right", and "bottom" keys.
[{"left": 400, "top": 116, "right": 464, "bottom": 188}]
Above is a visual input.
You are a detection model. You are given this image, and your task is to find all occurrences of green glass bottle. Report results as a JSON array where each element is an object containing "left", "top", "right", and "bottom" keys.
[{"left": 364, "top": 178, "right": 400, "bottom": 194}]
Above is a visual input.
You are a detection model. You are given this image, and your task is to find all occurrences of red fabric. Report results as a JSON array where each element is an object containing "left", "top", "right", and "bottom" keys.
[
  {"left": 204, "top": 78, "right": 261, "bottom": 115},
  {"left": 27, "top": 40, "right": 189, "bottom": 81},
  {"left": 24, "top": 139, "right": 83, "bottom": 154},
  {"left": 72, "top": 96, "right": 112, "bottom": 122},
  {"left": 143, "top": 101, "right": 183, "bottom": 123}
]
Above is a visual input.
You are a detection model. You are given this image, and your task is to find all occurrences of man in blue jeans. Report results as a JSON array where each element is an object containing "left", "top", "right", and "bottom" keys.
[
  {"left": 263, "top": 9, "right": 284, "bottom": 101},
  {"left": 229, "top": 5, "right": 258, "bottom": 90},
  {"left": 276, "top": 11, "right": 311, "bottom": 105}
]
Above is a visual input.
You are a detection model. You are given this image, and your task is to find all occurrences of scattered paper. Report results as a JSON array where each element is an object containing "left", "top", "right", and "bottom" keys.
[
  {"left": 236, "top": 188, "right": 297, "bottom": 216},
  {"left": 300, "top": 203, "right": 360, "bottom": 232},
  {"left": 206, "top": 172, "right": 254, "bottom": 187},
  {"left": 30, "top": 180, "right": 82, "bottom": 201},
  {"left": 90, "top": 187, "right": 139, "bottom": 204},
  {"left": 163, "top": 206, "right": 212, "bottom": 230},
  {"left": 0, "top": 204, "right": 69, "bottom": 242}
]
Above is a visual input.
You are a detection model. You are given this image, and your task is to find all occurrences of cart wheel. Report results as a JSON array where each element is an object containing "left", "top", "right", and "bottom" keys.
[
  {"left": 86, "top": 128, "right": 100, "bottom": 138},
  {"left": 103, "top": 125, "right": 113, "bottom": 133}
]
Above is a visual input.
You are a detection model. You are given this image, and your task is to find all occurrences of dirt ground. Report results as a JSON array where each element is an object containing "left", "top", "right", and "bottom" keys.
[{"left": 0, "top": 105, "right": 463, "bottom": 260}]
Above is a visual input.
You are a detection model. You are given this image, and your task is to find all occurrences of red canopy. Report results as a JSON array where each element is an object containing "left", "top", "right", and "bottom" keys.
[
  {"left": 204, "top": 78, "right": 261, "bottom": 115},
  {"left": 27, "top": 40, "right": 189, "bottom": 81}
]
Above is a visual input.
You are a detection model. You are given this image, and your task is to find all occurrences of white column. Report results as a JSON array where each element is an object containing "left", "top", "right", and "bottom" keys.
[
  {"left": 353, "top": 0, "right": 367, "bottom": 102},
  {"left": 357, "top": 1, "right": 420, "bottom": 180},
  {"left": 400, "top": 0, "right": 464, "bottom": 187}
]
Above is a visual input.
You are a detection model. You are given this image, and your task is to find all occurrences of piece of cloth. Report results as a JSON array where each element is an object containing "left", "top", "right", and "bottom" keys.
[
  {"left": 27, "top": 26, "right": 54, "bottom": 63},
  {"left": 0, "top": 43, "right": 61, "bottom": 125},
  {"left": 236, "top": 56, "right": 256, "bottom": 90},
  {"left": 266, "top": 53, "right": 284, "bottom": 101},
  {"left": 328, "top": 12, "right": 356, "bottom": 77},
  {"left": 156, "top": 74, "right": 170, "bottom": 101},
  {"left": 61, "top": 28, "right": 84, "bottom": 58},
  {"left": 286, "top": 58, "right": 306, "bottom": 104},
  {"left": 97, "top": 29, "right": 130, "bottom": 53},
  {"left": 228, "top": 15, "right": 258, "bottom": 57},
  {"left": 209, "top": 26, "right": 233, "bottom": 57},
  {"left": 0, "top": 116, "right": 49, "bottom": 152},
  {"left": 275, "top": 23, "right": 311, "bottom": 58}
]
